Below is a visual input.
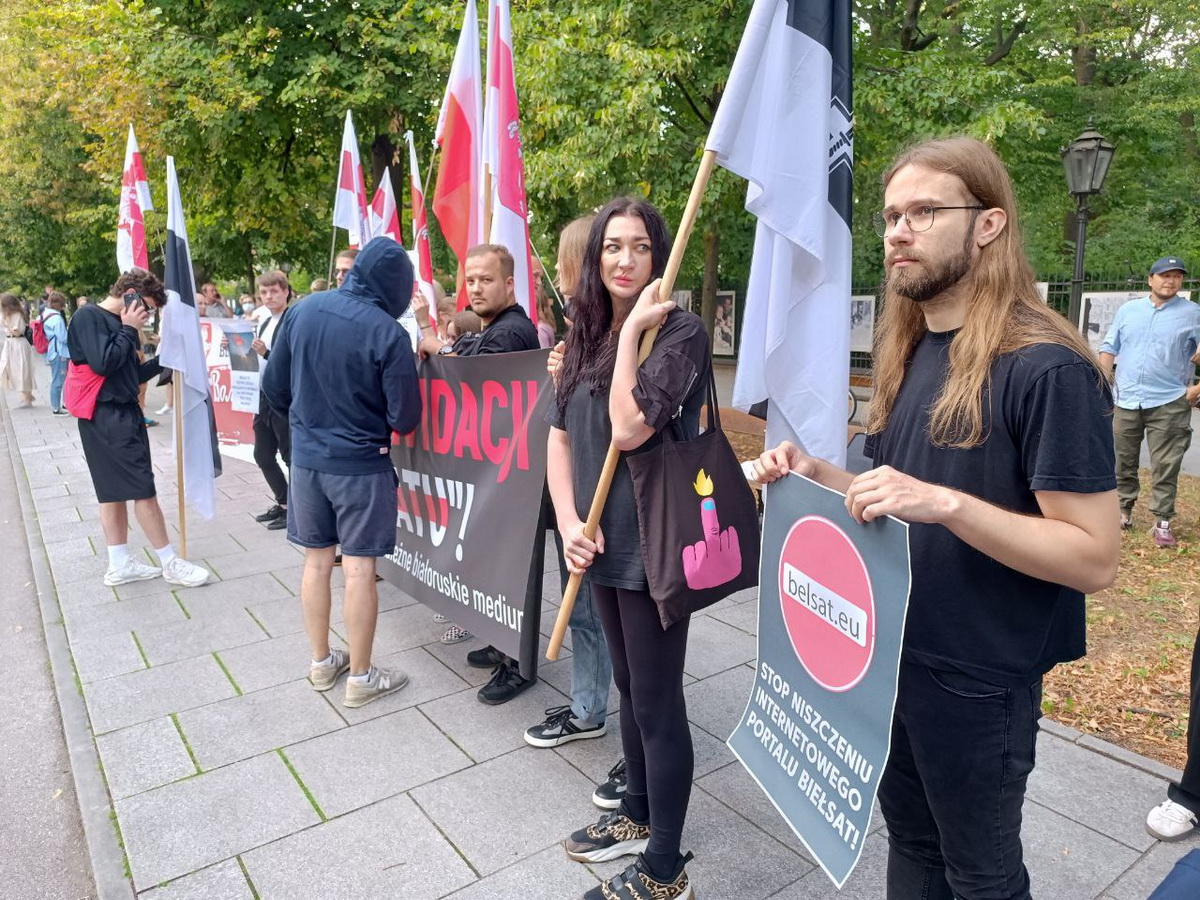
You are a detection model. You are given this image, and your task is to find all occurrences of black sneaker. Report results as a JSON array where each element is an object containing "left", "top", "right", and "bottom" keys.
[
  {"left": 564, "top": 805, "right": 651, "bottom": 863},
  {"left": 525, "top": 705, "right": 606, "bottom": 748},
  {"left": 593, "top": 758, "right": 627, "bottom": 810},
  {"left": 255, "top": 504, "right": 285, "bottom": 523},
  {"left": 467, "top": 644, "right": 508, "bottom": 669},
  {"left": 266, "top": 516, "right": 287, "bottom": 531},
  {"left": 581, "top": 852, "right": 695, "bottom": 900},
  {"left": 478, "top": 659, "right": 534, "bottom": 705}
]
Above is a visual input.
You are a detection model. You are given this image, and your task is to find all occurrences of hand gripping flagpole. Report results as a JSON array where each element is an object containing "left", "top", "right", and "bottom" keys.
[{"left": 546, "top": 148, "right": 718, "bottom": 660}]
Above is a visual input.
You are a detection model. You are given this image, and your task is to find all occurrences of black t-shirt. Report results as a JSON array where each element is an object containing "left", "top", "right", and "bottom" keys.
[
  {"left": 454, "top": 303, "right": 539, "bottom": 356},
  {"left": 66, "top": 304, "right": 161, "bottom": 405},
  {"left": 864, "top": 331, "right": 1116, "bottom": 684},
  {"left": 547, "top": 309, "right": 711, "bottom": 590}
]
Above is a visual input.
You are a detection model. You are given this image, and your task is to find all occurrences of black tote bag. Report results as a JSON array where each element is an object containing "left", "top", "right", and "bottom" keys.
[{"left": 626, "top": 371, "right": 760, "bottom": 629}]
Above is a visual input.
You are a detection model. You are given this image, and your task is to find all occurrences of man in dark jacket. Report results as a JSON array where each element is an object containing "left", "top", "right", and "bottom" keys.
[{"left": 262, "top": 238, "right": 421, "bottom": 709}]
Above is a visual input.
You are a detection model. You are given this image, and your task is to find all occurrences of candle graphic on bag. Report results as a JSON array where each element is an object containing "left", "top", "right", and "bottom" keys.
[{"left": 682, "top": 468, "right": 743, "bottom": 590}]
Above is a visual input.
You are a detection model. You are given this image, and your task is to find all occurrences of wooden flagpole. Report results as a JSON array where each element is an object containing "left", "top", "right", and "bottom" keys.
[
  {"left": 172, "top": 376, "right": 188, "bottom": 558},
  {"left": 546, "top": 149, "right": 718, "bottom": 660}
]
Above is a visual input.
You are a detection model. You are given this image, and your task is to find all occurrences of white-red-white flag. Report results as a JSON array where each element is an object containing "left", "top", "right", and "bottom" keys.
[
  {"left": 433, "top": 0, "right": 484, "bottom": 277},
  {"left": 483, "top": 0, "right": 536, "bottom": 321},
  {"left": 332, "top": 111, "right": 372, "bottom": 248},
  {"left": 117, "top": 125, "right": 153, "bottom": 273},
  {"left": 369, "top": 168, "right": 403, "bottom": 244},
  {"left": 405, "top": 131, "right": 437, "bottom": 308}
]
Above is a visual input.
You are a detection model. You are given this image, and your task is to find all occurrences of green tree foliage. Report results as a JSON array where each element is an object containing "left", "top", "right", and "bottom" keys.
[{"left": 0, "top": 0, "right": 1196, "bottom": 298}]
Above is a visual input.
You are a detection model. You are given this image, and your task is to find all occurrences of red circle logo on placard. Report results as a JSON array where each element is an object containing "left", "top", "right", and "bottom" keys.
[{"left": 778, "top": 515, "right": 875, "bottom": 692}]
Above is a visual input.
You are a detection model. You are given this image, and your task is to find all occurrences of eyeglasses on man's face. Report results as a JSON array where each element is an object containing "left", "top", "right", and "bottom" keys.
[{"left": 873, "top": 204, "right": 985, "bottom": 237}]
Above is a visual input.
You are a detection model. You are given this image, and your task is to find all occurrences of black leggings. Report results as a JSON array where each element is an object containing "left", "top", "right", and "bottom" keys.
[{"left": 591, "top": 583, "right": 693, "bottom": 862}]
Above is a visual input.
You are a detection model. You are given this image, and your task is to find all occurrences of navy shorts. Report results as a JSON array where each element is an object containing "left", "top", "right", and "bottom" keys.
[{"left": 286, "top": 465, "right": 399, "bottom": 557}]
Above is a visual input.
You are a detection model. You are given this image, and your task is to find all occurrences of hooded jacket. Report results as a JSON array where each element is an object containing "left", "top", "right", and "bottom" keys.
[{"left": 261, "top": 237, "right": 421, "bottom": 474}]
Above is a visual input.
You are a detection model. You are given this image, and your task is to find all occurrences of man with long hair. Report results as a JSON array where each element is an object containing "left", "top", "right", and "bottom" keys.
[{"left": 754, "top": 137, "right": 1119, "bottom": 900}]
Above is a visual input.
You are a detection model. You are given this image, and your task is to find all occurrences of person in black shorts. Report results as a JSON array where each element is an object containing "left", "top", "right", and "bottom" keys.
[
  {"left": 261, "top": 237, "right": 421, "bottom": 709},
  {"left": 754, "top": 137, "right": 1119, "bottom": 900},
  {"left": 68, "top": 269, "right": 210, "bottom": 589},
  {"left": 549, "top": 198, "right": 711, "bottom": 900}
]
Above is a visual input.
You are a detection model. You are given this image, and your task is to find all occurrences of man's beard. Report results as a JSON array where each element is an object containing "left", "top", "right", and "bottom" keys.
[{"left": 888, "top": 233, "right": 973, "bottom": 304}]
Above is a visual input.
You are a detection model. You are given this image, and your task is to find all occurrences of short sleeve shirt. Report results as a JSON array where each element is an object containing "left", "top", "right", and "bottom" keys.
[
  {"left": 453, "top": 304, "right": 539, "bottom": 356},
  {"left": 546, "top": 309, "right": 711, "bottom": 589},
  {"left": 864, "top": 331, "right": 1116, "bottom": 683}
]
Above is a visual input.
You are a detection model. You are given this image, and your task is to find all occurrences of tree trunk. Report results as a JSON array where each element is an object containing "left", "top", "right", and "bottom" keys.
[
  {"left": 1073, "top": 20, "right": 1096, "bottom": 86},
  {"left": 244, "top": 235, "right": 255, "bottom": 295},
  {"left": 700, "top": 228, "right": 719, "bottom": 345}
]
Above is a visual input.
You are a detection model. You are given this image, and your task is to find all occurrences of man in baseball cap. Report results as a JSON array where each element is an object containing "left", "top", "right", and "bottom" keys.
[{"left": 1099, "top": 255, "right": 1200, "bottom": 548}]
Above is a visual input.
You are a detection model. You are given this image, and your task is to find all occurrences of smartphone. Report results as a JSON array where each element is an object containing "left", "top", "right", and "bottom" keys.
[{"left": 123, "top": 290, "right": 148, "bottom": 313}]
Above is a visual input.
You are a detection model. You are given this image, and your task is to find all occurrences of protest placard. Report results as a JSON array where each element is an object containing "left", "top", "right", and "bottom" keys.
[
  {"left": 199, "top": 318, "right": 257, "bottom": 463},
  {"left": 729, "top": 472, "right": 911, "bottom": 888}
]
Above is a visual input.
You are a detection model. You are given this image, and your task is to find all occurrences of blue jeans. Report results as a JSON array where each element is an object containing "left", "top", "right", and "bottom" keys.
[
  {"left": 880, "top": 662, "right": 1041, "bottom": 900},
  {"left": 553, "top": 527, "right": 612, "bottom": 726},
  {"left": 49, "top": 357, "right": 67, "bottom": 411}
]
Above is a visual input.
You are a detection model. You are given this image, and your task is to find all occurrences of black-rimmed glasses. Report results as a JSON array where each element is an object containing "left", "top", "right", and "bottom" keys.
[{"left": 873, "top": 204, "right": 985, "bottom": 237}]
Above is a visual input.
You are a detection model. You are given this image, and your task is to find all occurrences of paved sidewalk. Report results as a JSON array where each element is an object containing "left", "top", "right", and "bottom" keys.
[{"left": 5, "top": 376, "right": 1199, "bottom": 899}]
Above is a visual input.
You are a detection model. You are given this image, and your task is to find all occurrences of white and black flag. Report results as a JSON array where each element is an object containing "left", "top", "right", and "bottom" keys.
[
  {"left": 707, "top": 0, "right": 853, "bottom": 467},
  {"left": 158, "top": 156, "right": 221, "bottom": 520}
]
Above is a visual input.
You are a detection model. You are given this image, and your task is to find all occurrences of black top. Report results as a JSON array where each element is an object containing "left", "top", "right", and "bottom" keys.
[
  {"left": 547, "top": 309, "right": 711, "bottom": 589},
  {"left": 66, "top": 304, "right": 161, "bottom": 405},
  {"left": 864, "top": 331, "right": 1116, "bottom": 684},
  {"left": 453, "top": 303, "right": 539, "bottom": 356}
]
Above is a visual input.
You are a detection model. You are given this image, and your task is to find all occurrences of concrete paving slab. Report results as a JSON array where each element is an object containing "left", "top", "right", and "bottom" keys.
[
  {"left": 363, "top": 603, "right": 454, "bottom": 653},
  {"left": 116, "top": 752, "right": 319, "bottom": 889},
  {"left": 54, "top": 577, "right": 118, "bottom": 611},
  {"left": 1023, "top": 799, "right": 1141, "bottom": 899},
  {"left": 422, "top": 636, "right": 508, "bottom": 687},
  {"left": 70, "top": 629, "right": 147, "bottom": 684},
  {"left": 1105, "top": 837, "right": 1200, "bottom": 899},
  {"left": 95, "top": 716, "right": 196, "bottom": 801},
  {"left": 335, "top": 646, "right": 475, "bottom": 726},
  {"left": 241, "top": 594, "right": 305, "bottom": 638},
  {"left": 217, "top": 631, "right": 344, "bottom": 695},
  {"left": 552, "top": 717, "right": 732, "bottom": 787},
  {"left": 418, "top": 675, "right": 570, "bottom": 763},
  {"left": 179, "top": 571, "right": 294, "bottom": 618},
  {"left": 86, "top": 654, "right": 239, "bottom": 734},
  {"left": 139, "top": 858, "right": 255, "bottom": 899},
  {"left": 65, "top": 593, "right": 188, "bottom": 641},
  {"left": 286, "top": 706, "right": 472, "bottom": 818},
  {"left": 242, "top": 793, "right": 476, "bottom": 900},
  {"left": 1027, "top": 731, "right": 1167, "bottom": 851},
  {"left": 706, "top": 596, "right": 760, "bottom": 634},
  {"left": 411, "top": 747, "right": 599, "bottom": 876},
  {"left": 135, "top": 608, "right": 268, "bottom": 667},
  {"left": 440, "top": 844, "right": 601, "bottom": 899},
  {"left": 767, "top": 833, "right": 888, "bottom": 898},
  {"left": 114, "top": 572, "right": 217, "bottom": 601},
  {"left": 203, "top": 545, "right": 305, "bottom": 582},
  {"left": 683, "top": 614, "right": 759, "bottom": 680},
  {"left": 683, "top": 663, "right": 754, "bottom": 743},
  {"left": 178, "top": 680, "right": 347, "bottom": 771},
  {"left": 36, "top": 504, "right": 83, "bottom": 526}
]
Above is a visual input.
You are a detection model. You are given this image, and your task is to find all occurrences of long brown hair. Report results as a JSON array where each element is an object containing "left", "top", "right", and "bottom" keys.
[{"left": 869, "top": 136, "right": 1104, "bottom": 448}]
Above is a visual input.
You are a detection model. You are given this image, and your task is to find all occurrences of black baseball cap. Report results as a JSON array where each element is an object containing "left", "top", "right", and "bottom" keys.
[{"left": 1149, "top": 256, "right": 1188, "bottom": 276}]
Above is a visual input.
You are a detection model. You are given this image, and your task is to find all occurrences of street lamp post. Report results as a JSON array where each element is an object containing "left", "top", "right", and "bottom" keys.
[{"left": 1061, "top": 121, "right": 1115, "bottom": 330}]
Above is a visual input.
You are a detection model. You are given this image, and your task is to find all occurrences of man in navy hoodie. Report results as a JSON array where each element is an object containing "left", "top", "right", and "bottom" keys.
[{"left": 262, "top": 238, "right": 421, "bottom": 708}]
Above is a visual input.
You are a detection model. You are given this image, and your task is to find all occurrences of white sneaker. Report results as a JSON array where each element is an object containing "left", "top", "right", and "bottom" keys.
[
  {"left": 162, "top": 556, "right": 211, "bottom": 587},
  {"left": 103, "top": 558, "right": 163, "bottom": 587},
  {"left": 310, "top": 648, "right": 351, "bottom": 692},
  {"left": 1146, "top": 799, "right": 1198, "bottom": 841},
  {"left": 156, "top": 404, "right": 173, "bottom": 416},
  {"left": 343, "top": 666, "right": 409, "bottom": 708}
]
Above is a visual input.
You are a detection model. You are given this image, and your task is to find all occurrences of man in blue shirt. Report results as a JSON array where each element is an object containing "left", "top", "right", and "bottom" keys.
[{"left": 1099, "top": 256, "right": 1200, "bottom": 547}]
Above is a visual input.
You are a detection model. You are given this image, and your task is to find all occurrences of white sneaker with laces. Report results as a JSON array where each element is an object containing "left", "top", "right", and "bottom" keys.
[
  {"left": 344, "top": 666, "right": 409, "bottom": 708},
  {"left": 1146, "top": 799, "right": 1198, "bottom": 841},
  {"left": 162, "top": 556, "right": 211, "bottom": 587},
  {"left": 156, "top": 404, "right": 173, "bottom": 416},
  {"left": 103, "top": 558, "right": 162, "bottom": 587},
  {"left": 310, "top": 648, "right": 351, "bottom": 692}
]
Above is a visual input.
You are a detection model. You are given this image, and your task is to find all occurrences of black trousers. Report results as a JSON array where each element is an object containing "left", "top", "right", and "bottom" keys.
[
  {"left": 1168, "top": 625, "right": 1200, "bottom": 813},
  {"left": 590, "top": 583, "right": 692, "bottom": 862},
  {"left": 252, "top": 407, "right": 291, "bottom": 505}
]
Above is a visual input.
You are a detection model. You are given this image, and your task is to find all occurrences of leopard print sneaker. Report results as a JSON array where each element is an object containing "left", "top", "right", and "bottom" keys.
[
  {"left": 564, "top": 806, "right": 651, "bottom": 863},
  {"left": 584, "top": 852, "right": 696, "bottom": 900}
]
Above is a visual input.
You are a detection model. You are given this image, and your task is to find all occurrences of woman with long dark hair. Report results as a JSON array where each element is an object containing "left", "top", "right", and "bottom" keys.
[{"left": 548, "top": 197, "right": 710, "bottom": 900}]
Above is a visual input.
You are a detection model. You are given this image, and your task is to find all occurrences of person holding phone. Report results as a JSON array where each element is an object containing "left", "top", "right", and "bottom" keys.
[{"left": 67, "top": 269, "right": 210, "bottom": 589}]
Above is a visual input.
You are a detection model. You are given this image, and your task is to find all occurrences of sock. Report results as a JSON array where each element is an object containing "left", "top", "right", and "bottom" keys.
[
  {"left": 313, "top": 652, "right": 333, "bottom": 666},
  {"left": 348, "top": 668, "right": 373, "bottom": 683},
  {"left": 154, "top": 544, "right": 178, "bottom": 566},
  {"left": 107, "top": 544, "right": 130, "bottom": 568},
  {"left": 621, "top": 791, "right": 649, "bottom": 823},
  {"left": 643, "top": 849, "right": 682, "bottom": 883}
]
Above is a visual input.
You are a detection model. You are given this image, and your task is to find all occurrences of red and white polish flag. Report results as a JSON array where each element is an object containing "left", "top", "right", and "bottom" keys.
[
  {"left": 483, "top": 0, "right": 536, "bottom": 321},
  {"left": 333, "top": 111, "right": 372, "bottom": 248},
  {"left": 406, "top": 131, "right": 437, "bottom": 308},
  {"left": 117, "top": 124, "right": 153, "bottom": 273},
  {"left": 369, "top": 167, "right": 403, "bottom": 244},
  {"left": 433, "top": 0, "right": 484, "bottom": 276}
]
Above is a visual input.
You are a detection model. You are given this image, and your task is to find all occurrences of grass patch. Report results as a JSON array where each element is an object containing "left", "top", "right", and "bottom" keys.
[
  {"left": 172, "top": 590, "right": 191, "bottom": 620},
  {"left": 237, "top": 856, "right": 262, "bottom": 899},
  {"left": 108, "top": 809, "right": 132, "bottom": 880},
  {"left": 212, "top": 652, "right": 243, "bottom": 696},
  {"left": 244, "top": 607, "right": 271, "bottom": 638},
  {"left": 130, "top": 631, "right": 151, "bottom": 669},
  {"left": 169, "top": 713, "right": 203, "bottom": 775},
  {"left": 277, "top": 749, "right": 326, "bottom": 822}
]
